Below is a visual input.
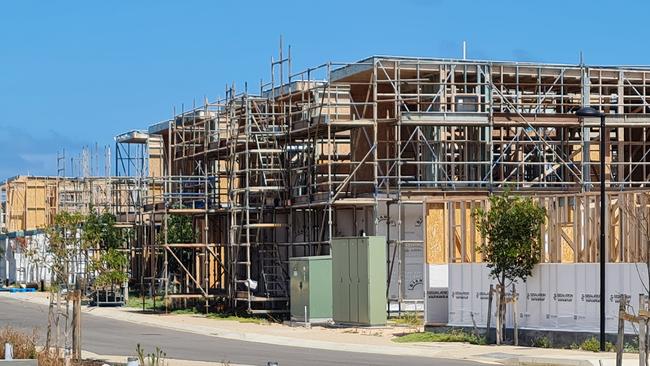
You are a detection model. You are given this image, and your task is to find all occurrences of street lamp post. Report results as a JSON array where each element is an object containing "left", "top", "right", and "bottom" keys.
[{"left": 576, "top": 106, "right": 606, "bottom": 352}]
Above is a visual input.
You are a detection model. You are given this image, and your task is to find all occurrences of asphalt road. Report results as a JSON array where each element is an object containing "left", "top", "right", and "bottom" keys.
[{"left": 0, "top": 296, "right": 481, "bottom": 366}]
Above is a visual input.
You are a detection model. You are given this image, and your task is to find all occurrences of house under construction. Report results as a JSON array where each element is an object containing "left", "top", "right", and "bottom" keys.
[
  {"left": 0, "top": 174, "right": 118, "bottom": 285},
  {"left": 104, "top": 53, "right": 650, "bottom": 315}
]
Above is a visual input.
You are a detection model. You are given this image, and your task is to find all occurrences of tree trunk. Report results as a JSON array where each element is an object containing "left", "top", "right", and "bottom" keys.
[
  {"left": 495, "top": 283, "right": 507, "bottom": 345},
  {"left": 500, "top": 283, "right": 506, "bottom": 344},
  {"left": 495, "top": 276, "right": 507, "bottom": 345},
  {"left": 486, "top": 284, "right": 493, "bottom": 344},
  {"left": 45, "top": 294, "right": 54, "bottom": 352},
  {"left": 55, "top": 288, "right": 61, "bottom": 355}
]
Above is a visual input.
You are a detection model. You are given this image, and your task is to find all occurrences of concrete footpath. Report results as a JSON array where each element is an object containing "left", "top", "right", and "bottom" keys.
[{"left": 0, "top": 292, "right": 640, "bottom": 366}]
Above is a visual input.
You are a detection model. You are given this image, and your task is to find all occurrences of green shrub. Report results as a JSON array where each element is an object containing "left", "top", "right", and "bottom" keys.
[
  {"left": 391, "top": 312, "right": 422, "bottom": 327},
  {"left": 624, "top": 339, "right": 639, "bottom": 353},
  {"left": 531, "top": 336, "right": 552, "bottom": 348},
  {"left": 606, "top": 342, "right": 616, "bottom": 352},
  {"left": 580, "top": 337, "right": 615, "bottom": 352}
]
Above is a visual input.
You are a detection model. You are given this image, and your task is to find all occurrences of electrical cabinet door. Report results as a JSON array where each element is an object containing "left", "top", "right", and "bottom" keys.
[
  {"left": 332, "top": 239, "right": 350, "bottom": 323},
  {"left": 349, "top": 238, "right": 359, "bottom": 323},
  {"left": 358, "top": 238, "right": 370, "bottom": 324},
  {"left": 368, "top": 236, "right": 388, "bottom": 325},
  {"left": 331, "top": 237, "right": 387, "bottom": 326},
  {"left": 309, "top": 257, "right": 333, "bottom": 320},
  {"left": 290, "top": 259, "right": 309, "bottom": 320}
]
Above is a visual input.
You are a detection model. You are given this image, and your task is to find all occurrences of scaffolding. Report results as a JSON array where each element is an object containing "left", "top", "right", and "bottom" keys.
[
  {"left": 113, "top": 130, "right": 168, "bottom": 306},
  {"left": 125, "top": 52, "right": 650, "bottom": 315}
]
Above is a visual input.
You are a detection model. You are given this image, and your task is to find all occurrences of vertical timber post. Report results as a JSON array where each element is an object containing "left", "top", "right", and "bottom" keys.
[
  {"left": 72, "top": 285, "right": 81, "bottom": 361},
  {"left": 640, "top": 294, "right": 646, "bottom": 366},
  {"left": 616, "top": 296, "right": 626, "bottom": 366},
  {"left": 644, "top": 295, "right": 649, "bottom": 366},
  {"left": 487, "top": 284, "right": 493, "bottom": 344}
]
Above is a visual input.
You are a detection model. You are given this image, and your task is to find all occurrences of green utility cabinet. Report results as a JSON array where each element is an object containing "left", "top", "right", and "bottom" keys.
[
  {"left": 331, "top": 236, "right": 387, "bottom": 326},
  {"left": 289, "top": 255, "right": 332, "bottom": 323}
]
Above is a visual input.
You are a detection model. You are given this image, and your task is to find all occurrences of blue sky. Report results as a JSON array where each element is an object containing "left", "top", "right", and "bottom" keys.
[{"left": 1, "top": 0, "right": 648, "bottom": 180}]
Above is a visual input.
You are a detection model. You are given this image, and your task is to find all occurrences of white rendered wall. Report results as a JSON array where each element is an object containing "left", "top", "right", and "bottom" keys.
[
  {"left": 1, "top": 234, "right": 52, "bottom": 285},
  {"left": 0, "top": 237, "right": 8, "bottom": 283}
]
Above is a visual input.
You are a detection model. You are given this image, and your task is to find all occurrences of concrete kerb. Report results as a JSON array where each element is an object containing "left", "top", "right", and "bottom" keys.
[
  {"left": 0, "top": 361, "right": 38, "bottom": 366},
  {"left": 502, "top": 357, "right": 592, "bottom": 366},
  {"left": 502, "top": 356, "right": 638, "bottom": 366}
]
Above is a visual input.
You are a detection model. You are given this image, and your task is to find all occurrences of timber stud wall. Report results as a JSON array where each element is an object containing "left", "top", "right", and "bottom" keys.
[{"left": 1, "top": 176, "right": 114, "bottom": 233}]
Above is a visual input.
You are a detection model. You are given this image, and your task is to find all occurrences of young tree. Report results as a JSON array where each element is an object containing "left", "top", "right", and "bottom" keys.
[
  {"left": 46, "top": 211, "right": 86, "bottom": 290},
  {"left": 618, "top": 194, "right": 650, "bottom": 361},
  {"left": 43, "top": 211, "right": 86, "bottom": 354},
  {"left": 83, "top": 209, "right": 121, "bottom": 251},
  {"left": 619, "top": 195, "right": 650, "bottom": 295},
  {"left": 42, "top": 209, "right": 128, "bottom": 354},
  {"left": 473, "top": 193, "right": 546, "bottom": 344},
  {"left": 165, "top": 214, "right": 196, "bottom": 244},
  {"left": 84, "top": 209, "right": 128, "bottom": 294},
  {"left": 91, "top": 247, "right": 128, "bottom": 289}
]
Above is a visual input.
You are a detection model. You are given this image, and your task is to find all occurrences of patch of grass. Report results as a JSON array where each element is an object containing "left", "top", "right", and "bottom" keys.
[
  {"left": 206, "top": 313, "right": 268, "bottom": 325},
  {"left": 579, "top": 337, "right": 615, "bottom": 352},
  {"left": 390, "top": 312, "right": 423, "bottom": 327},
  {"left": 171, "top": 308, "right": 200, "bottom": 315},
  {"left": 393, "top": 329, "right": 486, "bottom": 345},
  {"left": 125, "top": 295, "right": 165, "bottom": 311},
  {"left": 125, "top": 294, "right": 268, "bottom": 325}
]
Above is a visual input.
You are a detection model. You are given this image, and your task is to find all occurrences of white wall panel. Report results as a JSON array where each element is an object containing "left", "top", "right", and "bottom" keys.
[
  {"left": 425, "top": 264, "right": 449, "bottom": 324},
  {"left": 442, "top": 263, "right": 648, "bottom": 333}
]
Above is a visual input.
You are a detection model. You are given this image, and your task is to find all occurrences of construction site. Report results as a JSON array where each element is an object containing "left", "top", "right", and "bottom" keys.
[{"left": 4, "top": 49, "right": 650, "bottom": 327}]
